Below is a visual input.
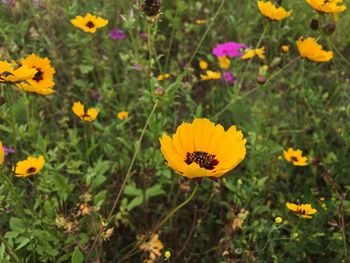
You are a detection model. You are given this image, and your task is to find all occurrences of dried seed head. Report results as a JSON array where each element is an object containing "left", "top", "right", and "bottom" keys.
[
  {"left": 141, "top": 0, "right": 161, "bottom": 17},
  {"left": 324, "top": 22, "right": 336, "bottom": 34},
  {"left": 310, "top": 19, "right": 319, "bottom": 30}
]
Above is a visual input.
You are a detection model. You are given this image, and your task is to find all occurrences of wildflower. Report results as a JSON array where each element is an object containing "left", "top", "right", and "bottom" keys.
[
  {"left": 296, "top": 37, "right": 333, "bottom": 62},
  {"left": 154, "top": 86, "right": 165, "bottom": 96},
  {"left": 305, "top": 0, "right": 346, "bottom": 13},
  {"left": 140, "top": 32, "right": 148, "bottom": 40},
  {"left": 13, "top": 156, "right": 45, "bottom": 177},
  {"left": 218, "top": 56, "right": 230, "bottom": 69},
  {"left": 256, "top": 76, "right": 266, "bottom": 85},
  {"left": 159, "top": 118, "right": 246, "bottom": 179},
  {"left": 72, "top": 101, "right": 99, "bottom": 122},
  {"left": 55, "top": 215, "right": 76, "bottom": 233},
  {"left": 310, "top": 19, "right": 320, "bottom": 30},
  {"left": 139, "top": 233, "right": 164, "bottom": 262},
  {"left": 281, "top": 45, "right": 289, "bottom": 53},
  {"left": 199, "top": 60, "right": 208, "bottom": 70},
  {"left": 257, "top": 1, "right": 292, "bottom": 21},
  {"left": 101, "top": 227, "right": 114, "bottom": 241},
  {"left": 212, "top": 42, "right": 247, "bottom": 58},
  {"left": 195, "top": 19, "right": 207, "bottom": 24},
  {"left": 141, "top": 0, "right": 161, "bottom": 17},
  {"left": 78, "top": 203, "right": 91, "bottom": 216},
  {"left": 222, "top": 71, "right": 236, "bottom": 84},
  {"left": 109, "top": 29, "right": 126, "bottom": 40},
  {"left": 275, "top": 216, "right": 283, "bottom": 224},
  {"left": 0, "top": 61, "right": 36, "bottom": 84},
  {"left": 286, "top": 202, "right": 317, "bottom": 218},
  {"left": 0, "top": 141, "right": 4, "bottom": 165},
  {"left": 200, "top": 70, "right": 221, "bottom": 80},
  {"left": 71, "top": 13, "right": 108, "bottom": 33},
  {"left": 164, "top": 250, "right": 171, "bottom": 260},
  {"left": 157, "top": 73, "right": 170, "bottom": 81},
  {"left": 18, "top": 54, "right": 56, "bottom": 95},
  {"left": 283, "top": 147, "right": 308, "bottom": 166},
  {"left": 117, "top": 111, "right": 128, "bottom": 120},
  {"left": 242, "top": 47, "right": 266, "bottom": 60}
]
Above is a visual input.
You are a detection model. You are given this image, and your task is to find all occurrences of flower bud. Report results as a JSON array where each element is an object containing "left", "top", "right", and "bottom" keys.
[
  {"left": 256, "top": 76, "right": 266, "bottom": 85},
  {"left": 310, "top": 19, "right": 319, "bottom": 30}
]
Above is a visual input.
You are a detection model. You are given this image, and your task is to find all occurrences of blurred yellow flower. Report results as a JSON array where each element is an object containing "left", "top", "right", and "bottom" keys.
[
  {"left": 306, "top": 0, "right": 346, "bottom": 13},
  {"left": 157, "top": 73, "right": 170, "bottom": 81},
  {"left": 296, "top": 37, "right": 333, "bottom": 62},
  {"left": 0, "top": 61, "right": 36, "bottom": 84},
  {"left": 0, "top": 141, "right": 4, "bottom": 165},
  {"left": 242, "top": 47, "right": 265, "bottom": 60},
  {"left": 195, "top": 19, "right": 207, "bottom": 24},
  {"left": 286, "top": 202, "right": 317, "bottom": 218},
  {"left": 160, "top": 118, "right": 246, "bottom": 179},
  {"left": 71, "top": 13, "right": 108, "bottom": 33},
  {"left": 275, "top": 216, "right": 283, "bottom": 224},
  {"left": 257, "top": 1, "right": 292, "bottom": 21},
  {"left": 199, "top": 60, "right": 208, "bottom": 70},
  {"left": 283, "top": 147, "right": 308, "bottom": 166},
  {"left": 117, "top": 111, "right": 129, "bottom": 120},
  {"left": 72, "top": 101, "right": 99, "bottom": 122},
  {"left": 164, "top": 250, "right": 171, "bottom": 259},
  {"left": 139, "top": 234, "right": 164, "bottom": 262},
  {"left": 13, "top": 156, "right": 45, "bottom": 177},
  {"left": 281, "top": 45, "right": 289, "bottom": 53},
  {"left": 18, "top": 54, "right": 56, "bottom": 95},
  {"left": 200, "top": 70, "right": 221, "bottom": 80},
  {"left": 218, "top": 56, "right": 230, "bottom": 69}
]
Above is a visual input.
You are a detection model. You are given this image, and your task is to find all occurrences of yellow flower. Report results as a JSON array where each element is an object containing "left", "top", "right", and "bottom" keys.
[
  {"left": 13, "top": 156, "right": 45, "bottom": 177},
  {"left": 139, "top": 234, "right": 164, "bottom": 262},
  {"left": 164, "top": 250, "right": 171, "bottom": 259},
  {"left": 157, "top": 73, "right": 170, "bottom": 81},
  {"left": 286, "top": 202, "right": 317, "bottom": 218},
  {"left": 71, "top": 13, "right": 108, "bottom": 33},
  {"left": 195, "top": 19, "right": 207, "bottom": 24},
  {"left": 200, "top": 70, "right": 221, "bottom": 80},
  {"left": 160, "top": 118, "right": 247, "bottom": 179},
  {"left": 283, "top": 147, "right": 308, "bottom": 166},
  {"left": 117, "top": 111, "right": 129, "bottom": 120},
  {"left": 18, "top": 54, "right": 56, "bottom": 95},
  {"left": 275, "top": 216, "right": 283, "bottom": 224},
  {"left": 199, "top": 60, "right": 208, "bottom": 70},
  {"left": 72, "top": 101, "right": 99, "bottom": 122},
  {"left": 0, "top": 61, "right": 37, "bottom": 84},
  {"left": 242, "top": 47, "right": 266, "bottom": 60},
  {"left": 0, "top": 141, "right": 4, "bottom": 165},
  {"left": 296, "top": 37, "right": 333, "bottom": 62},
  {"left": 306, "top": 0, "right": 346, "bottom": 13},
  {"left": 281, "top": 45, "right": 289, "bottom": 53},
  {"left": 218, "top": 56, "right": 230, "bottom": 69},
  {"left": 257, "top": 1, "right": 292, "bottom": 21}
]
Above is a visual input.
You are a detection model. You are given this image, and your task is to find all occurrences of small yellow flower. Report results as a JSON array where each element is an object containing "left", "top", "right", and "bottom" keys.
[
  {"left": 306, "top": 0, "right": 347, "bottom": 13},
  {"left": 72, "top": 101, "right": 99, "bottom": 122},
  {"left": 199, "top": 60, "right": 208, "bottom": 70},
  {"left": 281, "top": 45, "right": 289, "bottom": 53},
  {"left": 275, "top": 216, "right": 283, "bottom": 224},
  {"left": 257, "top": 1, "right": 292, "bottom": 21},
  {"left": 0, "top": 61, "right": 36, "bottom": 84},
  {"left": 71, "top": 13, "right": 108, "bottom": 33},
  {"left": 164, "top": 250, "right": 171, "bottom": 259},
  {"left": 283, "top": 147, "right": 308, "bottom": 166},
  {"left": 157, "top": 73, "right": 170, "bottom": 81},
  {"left": 117, "top": 111, "right": 129, "bottom": 120},
  {"left": 218, "top": 56, "right": 230, "bottom": 69},
  {"left": 200, "top": 70, "right": 221, "bottom": 80},
  {"left": 286, "top": 202, "right": 317, "bottom": 218},
  {"left": 195, "top": 19, "right": 207, "bottom": 24},
  {"left": 13, "top": 156, "right": 45, "bottom": 177},
  {"left": 242, "top": 47, "right": 266, "bottom": 60},
  {"left": 296, "top": 37, "right": 333, "bottom": 62},
  {"left": 139, "top": 234, "right": 164, "bottom": 262},
  {"left": 0, "top": 141, "right": 4, "bottom": 165}
]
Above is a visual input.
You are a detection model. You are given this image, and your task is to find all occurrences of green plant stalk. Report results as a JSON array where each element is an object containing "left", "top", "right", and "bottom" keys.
[
  {"left": 4, "top": 85, "right": 18, "bottom": 163},
  {"left": 165, "top": 0, "right": 180, "bottom": 70}
]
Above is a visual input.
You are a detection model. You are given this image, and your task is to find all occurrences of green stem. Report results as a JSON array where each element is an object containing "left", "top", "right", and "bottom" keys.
[
  {"left": 165, "top": 0, "right": 180, "bottom": 70},
  {"left": 147, "top": 23, "right": 153, "bottom": 90}
]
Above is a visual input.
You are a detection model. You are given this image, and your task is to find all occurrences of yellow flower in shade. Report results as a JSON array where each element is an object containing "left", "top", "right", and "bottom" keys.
[
  {"left": 160, "top": 118, "right": 247, "bottom": 179},
  {"left": 13, "top": 156, "right": 45, "bottom": 177},
  {"left": 200, "top": 70, "right": 221, "bottom": 80},
  {"left": 257, "top": 1, "right": 292, "bottom": 21},
  {"left": 306, "top": 0, "right": 346, "bottom": 13},
  {"left": 139, "top": 234, "right": 164, "bottom": 262},
  {"left": 218, "top": 56, "right": 230, "bottom": 69},
  {"left": 18, "top": 54, "right": 56, "bottom": 95},
  {"left": 281, "top": 45, "right": 289, "bottom": 53},
  {"left": 157, "top": 73, "right": 170, "bottom": 81},
  {"left": 195, "top": 19, "right": 207, "bottom": 24},
  {"left": 71, "top": 13, "right": 108, "bottom": 33},
  {"left": 242, "top": 47, "right": 266, "bottom": 60},
  {"left": 283, "top": 147, "right": 308, "bottom": 166},
  {"left": 72, "top": 101, "right": 99, "bottom": 122},
  {"left": 0, "top": 61, "right": 37, "bottom": 84},
  {"left": 164, "top": 250, "right": 171, "bottom": 260},
  {"left": 199, "top": 60, "right": 208, "bottom": 70},
  {"left": 296, "top": 37, "right": 333, "bottom": 62},
  {"left": 286, "top": 202, "right": 317, "bottom": 218},
  {"left": 0, "top": 142, "right": 4, "bottom": 165},
  {"left": 117, "top": 111, "right": 129, "bottom": 120},
  {"left": 275, "top": 217, "right": 283, "bottom": 224}
]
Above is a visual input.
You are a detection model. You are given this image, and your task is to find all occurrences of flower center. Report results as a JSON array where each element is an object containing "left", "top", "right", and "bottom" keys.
[
  {"left": 291, "top": 156, "right": 299, "bottom": 162},
  {"left": 81, "top": 114, "right": 91, "bottom": 120},
  {"left": 185, "top": 151, "right": 219, "bottom": 170},
  {"left": 86, "top": 21, "right": 95, "bottom": 28},
  {"left": 26, "top": 167, "right": 37, "bottom": 174},
  {"left": 33, "top": 68, "right": 44, "bottom": 82},
  {"left": 296, "top": 208, "right": 306, "bottom": 215}
]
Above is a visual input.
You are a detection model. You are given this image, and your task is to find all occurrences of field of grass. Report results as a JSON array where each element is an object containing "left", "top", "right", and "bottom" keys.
[{"left": 1, "top": 0, "right": 350, "bottom": 262}]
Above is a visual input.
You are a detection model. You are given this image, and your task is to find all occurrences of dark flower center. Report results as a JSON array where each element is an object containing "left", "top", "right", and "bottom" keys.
[
  {"left": 296, "top": 208, "right": 306, "bottom": 215},
  {"left": 291, "top": 156, "right": 299, "bottom": 162},
  {"left": 86, "top": 21, "right": 95, "bottom": 28},
  {"left": 33, "top": 68, "right": 44, "bottom": 82},
  {"left": 185, "top": 151, "right": 219, "bottom": 170},
  {"left": 26, "top": 167, "right": 37, "bottom": 174},
  {"left": 81, "top": 114, "right": 91, "bottom": 120}
]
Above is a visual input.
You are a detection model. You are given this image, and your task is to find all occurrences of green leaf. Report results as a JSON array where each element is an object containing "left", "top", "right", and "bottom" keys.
[
  {"left": 9, "top": 218, "right": 25, "bottom": 232},
  {"left": 71, "top": 247, "right": 84, "bottom": 263},
  {"left": 79, "top": 65, "right": 94, "bottom": 74},
  {"left": 15, "top": 238, "right": 30, "bottom": 250},
  {"left": 145, "top": 184, "right": 165, "bottom": 199},
  {"left": 126, "top": 196, "right": 144, "bottom": 211},
  {"left": 124, "top": 185, "right": 142, "bottom": 196}
]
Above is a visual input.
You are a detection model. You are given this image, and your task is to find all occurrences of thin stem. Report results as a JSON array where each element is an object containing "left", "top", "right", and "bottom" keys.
[
  {"left": 165, "top": 0, "right": 179, "bottom": 70},
  {"left": 327, "top": 39, "right": 350, "bottom": 67},
  {"left": 147, "top": 23, "right": 153, "bottom": 90},
  {"left": 281, "top": 217, "right": 301, "bottom": 259}
]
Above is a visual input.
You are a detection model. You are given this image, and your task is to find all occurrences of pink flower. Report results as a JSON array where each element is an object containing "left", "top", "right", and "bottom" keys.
[
  {"left": 222, "top": 71, "right": 236, "bottom": 84},
  {"left": 109, "top": 29, "right": 126, "bottom": 40},
  {"left": 213, "top": 42, "right": 247, "bottom": 58}
]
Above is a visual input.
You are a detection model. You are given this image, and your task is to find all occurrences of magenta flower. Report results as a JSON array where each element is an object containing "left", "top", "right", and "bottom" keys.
[
  {"left": 139, "top": 32, "right": 148, "bottom": 40},
  {"left": 213, "top": 42, "right": 247, "bottom": 58},
  {"left": 222, "top": 71, "right": 236, "bottom": 84},
  {"left": 132, "top": 64, "right": 142, "bottom": 71},
  {"left": 2, "top": 145, "right": 15, "bottom": 155},
  {"left": 109, "top": 29, "right": 126, "bottom": 40}
]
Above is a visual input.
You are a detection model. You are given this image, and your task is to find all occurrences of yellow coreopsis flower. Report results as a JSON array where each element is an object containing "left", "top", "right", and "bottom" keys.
[
  {"left": 283, "top": 147, "right": 308, "bottom": 166},
  {"left": 13, "top": 156, "right": 45, "bottom": 177},
  {"left": 117, "top": 111, "right": 129, "bottom": 120},
  {"left": 0, "top": 142, "right": 4, "bottom": 165},
  {"left": 71, "top": 13, "right": 108, "bottom": 33},
  {"left": 199, "top": 60, "right": 208, "bottom": 70},
  {"left": 0, "top": 61, "right": 36, "bottom": 84},
  {"left": 195, "top": 19, "right": 207, "bottom": 25},
  {"left": 281, "top": 45, "right": 289, "bottom": 53},
  {"left": 296, "top": 37, "right": 333, "bottom": 62},
  {"left": 200, "top": 70, "right": 221, "bottom": 80},
  {"left": 157, "top": 73, "right": 170, "bottom": 81},
  {"left": 160, "top": 118, "right": 247, "bottom": 179},
  {"left": 306, "top": 0, "right": 346, "bottom": 13},
  {"left": 218, "top": 56, "right": 230, "bottom": 69},
  {"left": 257, "top": 1, "right": 292, "bottom": 21},
  {"left": 18, "top": 54, "right": 56, "bottom": 95},
  {"left": 242, "top": 47, "right": 266, "bottom": 60},
  {"left": 72, "top": 101, "right": 99, "bottom": 122},
  {"left": 286, "top": 202, "right": 317, "bottom": 218}
]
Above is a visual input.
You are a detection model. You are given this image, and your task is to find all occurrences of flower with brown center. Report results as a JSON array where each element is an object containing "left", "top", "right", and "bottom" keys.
[
  {"left": 286, "top": 202, "right": 317, "bottom": 218},
  {"left": 71, "top": 13, "right": 108, "bottom": 33},
  {"left": 283, "top": 147, "right": 308, "bottom": 166},
  {"left": 13, "top": 156, "right": 45, "bottom": 177}
]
